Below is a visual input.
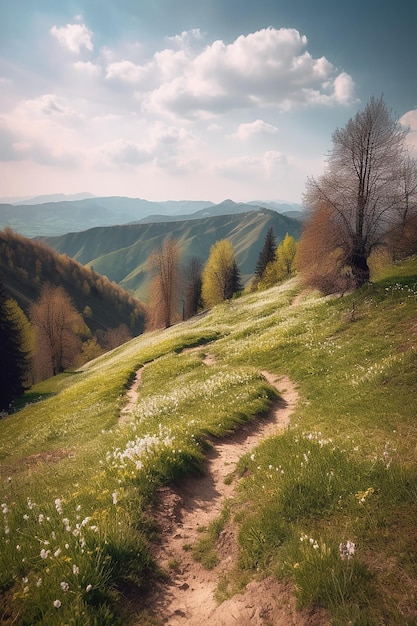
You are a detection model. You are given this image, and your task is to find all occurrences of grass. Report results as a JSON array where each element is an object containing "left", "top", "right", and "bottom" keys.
[{"left": 1, "top": 256, "right": 417, "bottom": 624}]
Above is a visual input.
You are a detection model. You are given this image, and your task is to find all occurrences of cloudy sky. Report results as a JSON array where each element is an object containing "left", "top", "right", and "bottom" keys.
[{"left": 1, "top": 0, "right": 416, "bottom": 203}]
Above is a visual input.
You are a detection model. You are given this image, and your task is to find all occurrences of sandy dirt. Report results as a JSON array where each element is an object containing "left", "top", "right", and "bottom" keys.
[{"left": 120, "top": 359, "right": 328, "bottom": 625}]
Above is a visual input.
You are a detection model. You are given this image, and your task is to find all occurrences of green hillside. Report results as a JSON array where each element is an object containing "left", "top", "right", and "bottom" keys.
[
  {"left": 39, "top": 209, "right": 301, "bottom": 300},
  {"left": 0, "top": 257, "right": 416, "bottom": 624}
]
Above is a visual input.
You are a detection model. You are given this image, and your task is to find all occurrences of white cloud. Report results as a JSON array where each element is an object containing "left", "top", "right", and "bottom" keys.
[
  {"left": 0, "top": 94, "right": 84, "bottom": 166},
  {"left": 165, "top": 28, "right": 203, "bottom": 48},
  {"left": 215, "top": 149, "right": 287, "bottom": 181},
  {"left": 73, "top": 61, "right": 101, "bottom": 76},
  {"left": 50, "top": 23, "right": 93, "bottom": 54},
  {"left": 231, "top": 119, "right": 279, "bottom": 140},
  {"left": 106, "top": 60, "right": 145, "bottom": 83},
  {"left": 98, "top": 139, "right": 152, "bottom": 166},
  {"left": 332, "top": 72, "right": 356, "bottom": 105},
  {"left": 400, "top": 109, "right": 417, "bottom": 153},
  {"left": 141, "top": 27, "right": 355, "bottom": 118}
]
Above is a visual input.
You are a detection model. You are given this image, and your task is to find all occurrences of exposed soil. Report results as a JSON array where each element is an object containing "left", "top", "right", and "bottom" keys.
[
  {"left": 121, "top": 359, "right": 328, "bottom": 625},
  {"left": 119, "top": 367, "right": 144, "bottom": 425}
]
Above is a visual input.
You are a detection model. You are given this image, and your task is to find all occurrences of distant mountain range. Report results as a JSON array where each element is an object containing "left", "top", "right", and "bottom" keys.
[
  {"left": 0, "top": 195, "right": 304, "bottom": 238},
  {"left": 38, "top": 208, "right": 302, "bottom": 300}
]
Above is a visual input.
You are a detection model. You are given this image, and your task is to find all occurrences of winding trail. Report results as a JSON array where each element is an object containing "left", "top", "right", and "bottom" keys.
[{"left": 121, "top": 359, "right": 326, "bottom": 625}]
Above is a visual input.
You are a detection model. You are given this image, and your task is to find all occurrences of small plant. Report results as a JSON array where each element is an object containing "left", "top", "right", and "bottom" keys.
[
  {"left": 192, "top": 505, "right": 230, "bottom": 570},
  {"left": 283, "top": 533, "right": 374, "bottom": 622}
]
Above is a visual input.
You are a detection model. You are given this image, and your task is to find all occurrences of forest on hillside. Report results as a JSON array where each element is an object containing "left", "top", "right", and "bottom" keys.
[{"left": 0, "top": 229, "right": 146, "bottom": 398}]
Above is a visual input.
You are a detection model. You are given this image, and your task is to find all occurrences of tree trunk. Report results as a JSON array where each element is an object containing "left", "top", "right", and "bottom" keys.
[{"left": 348, "top": 247, "right": 370, "bottom": 288}]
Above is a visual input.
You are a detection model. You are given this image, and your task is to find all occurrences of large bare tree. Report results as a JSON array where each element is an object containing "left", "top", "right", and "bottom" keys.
[
  {"left": 30, "top": 284, "right": 85, "bottom": 377},
  {"left": 301, "top": 96, "right": 417, "bottom": 289},
  {"left": 147, "top": 236, "right": 180, "bottom": 329}
]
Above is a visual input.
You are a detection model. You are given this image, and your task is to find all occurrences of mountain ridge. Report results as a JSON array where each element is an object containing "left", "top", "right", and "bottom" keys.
[{"left": 0, "top": 196, "right": 303, "bottom": 237}]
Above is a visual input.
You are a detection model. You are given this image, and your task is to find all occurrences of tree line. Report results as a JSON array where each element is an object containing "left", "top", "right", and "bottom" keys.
[{"left": 145, "top": 230, "right": 298, "bottom": 329}]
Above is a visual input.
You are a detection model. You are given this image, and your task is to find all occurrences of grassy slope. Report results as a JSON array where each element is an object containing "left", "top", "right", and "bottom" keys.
[{"left": 0, "top": 257, "right": 416, "bottom": 625}]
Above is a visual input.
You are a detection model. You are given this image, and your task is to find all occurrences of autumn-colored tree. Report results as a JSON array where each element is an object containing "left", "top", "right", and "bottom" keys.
[
  {"left": 29, "top": 284, "right": 85, "bottom": 378},
  {"left": 147, "top": 237, "right": 180, "bottom": 329},
  {"left": 182, "top": 256, "right": 203, "bottom": 319},
  {"left": 97, "top": 324, "right": 132, "bottom": 351},
  {"left": 386, "top": 154, "right": 417, "bottom": 260},
  {"left": 0, "top": 279, "right": 32, "bottom": 411},
  {"left": 301, "top": 96, "right": 417, "bottom": 291},
  {"left": 80, "top": 337, "right": 104, "bottom": 363},
  {"left": 202, "top": 239, "right": 241, "bottom": 307}
]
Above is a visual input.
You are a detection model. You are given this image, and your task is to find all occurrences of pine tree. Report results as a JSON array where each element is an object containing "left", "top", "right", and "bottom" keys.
[
  {"left": 0, "top": 278, "right": 31, "bottom": 411},
  {"left": 254, "top": 227, "right": 277, "bottom": 278},
  {"left": 225, "top": 259, "right": 242, "bottom": 299}
]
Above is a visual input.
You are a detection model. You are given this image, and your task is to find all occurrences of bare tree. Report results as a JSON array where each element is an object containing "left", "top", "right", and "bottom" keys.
[
  {"left": 97, "top": 324, "right": 132, "bottom": 351},
  {"left": 182, "top": 256, "right": 203, "bottom": 319},
  {"left": 386, "top": 153, "right": 417, "bottom": 259},
  {"left": 147, "top": 236, "right": 180, "bottom": 329},
  {"left": 30, "top": 284, "right": 85, "bottom": 377},
  {"left": 302, "top": 96, "right": 416, "bottom": 289}
]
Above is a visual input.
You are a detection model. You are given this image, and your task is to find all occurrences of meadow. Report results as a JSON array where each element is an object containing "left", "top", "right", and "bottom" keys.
[{"left": 1, "top": 257, "right": 416, "bottom": 625}]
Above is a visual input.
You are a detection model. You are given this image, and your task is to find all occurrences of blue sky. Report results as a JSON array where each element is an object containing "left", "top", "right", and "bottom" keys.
[{"left": 0, "top": 0, "right": 416, "bottom": 203}]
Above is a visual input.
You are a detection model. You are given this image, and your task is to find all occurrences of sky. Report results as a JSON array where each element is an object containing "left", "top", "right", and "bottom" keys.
[{"left": 0, "top": 0, "right": 416, "bottom": 204}]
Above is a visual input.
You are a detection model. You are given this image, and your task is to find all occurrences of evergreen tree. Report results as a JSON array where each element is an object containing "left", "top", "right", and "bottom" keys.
[
  {"left": 225, "top": 259, "right": 242, "bottom": 299},
  {"left": 0, "top": 278, "right": 31, "bottom": 411},
  {"left": 254, "top": 227, "right": 277, "bottom": 278}
]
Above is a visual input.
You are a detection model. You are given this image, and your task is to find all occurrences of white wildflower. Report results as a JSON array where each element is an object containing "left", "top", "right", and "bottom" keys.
[{"left": 339, "top": 540, "right": 355, "bottom": 560}]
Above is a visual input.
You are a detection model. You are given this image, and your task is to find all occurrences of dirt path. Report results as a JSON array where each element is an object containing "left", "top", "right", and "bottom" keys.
[
  {"left": 121, "top": 360, "right": 326, "bottom": 625},
  {"left": 119, "top": 367, "right": 144, "bottom": 425},
  {"left": 139, "top": 369, "right": 327, "bottom": 625}
]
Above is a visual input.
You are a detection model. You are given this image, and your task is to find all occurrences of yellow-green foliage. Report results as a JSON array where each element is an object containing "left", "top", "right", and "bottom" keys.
[{"left": 258, "top": 233, "right": 298, "bottom": 289}]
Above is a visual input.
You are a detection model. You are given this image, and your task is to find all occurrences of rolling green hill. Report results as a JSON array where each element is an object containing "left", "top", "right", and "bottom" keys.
[
  {"left": 0, "top": 257, "right": 416, "bottom": 624},
  {"left": 38, "top": 208, "right": 301, "bottom": 300}
]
